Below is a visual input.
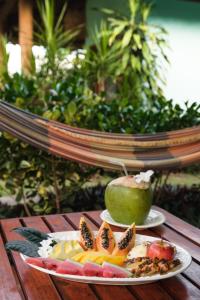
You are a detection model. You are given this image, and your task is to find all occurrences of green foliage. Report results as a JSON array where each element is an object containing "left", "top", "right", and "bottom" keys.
[
  {"left": 35, "top": 0, "right": 80, "bottom": 73},
  {"left": 0, "top": 36, "right": 9, "bottom": 77},
  {"left": 6, "top": 240, "right": 40, "bottom": 257},
  {"left": 0, "top": 0, "right": 199, "bottom": 219},
  {"left": 13, "top": 227, "right": 50, "bottom": 246},
  {"left": 98, "top": 0, "right": 168, "bottom": 104}
]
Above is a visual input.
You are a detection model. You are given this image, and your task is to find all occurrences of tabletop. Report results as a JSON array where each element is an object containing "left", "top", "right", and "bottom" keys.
[{"left": 0, "top": 205, "right": 200, "bottom": 300}]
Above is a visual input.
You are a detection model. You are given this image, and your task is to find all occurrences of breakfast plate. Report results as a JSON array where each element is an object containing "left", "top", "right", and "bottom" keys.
[
  {"left": 22, "top": 231, "right": 191, "bottom": 285},
  {"left": 100, "top": 209, "right": 165, "bottom": 229}
]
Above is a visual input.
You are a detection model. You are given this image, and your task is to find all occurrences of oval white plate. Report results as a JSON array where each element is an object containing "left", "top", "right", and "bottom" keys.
[
  {"left": 100, "top": 209, "right": 165, "bottom": 230},
  {"left": 21, "top": 231, "right": 192, "bottom": 285}
]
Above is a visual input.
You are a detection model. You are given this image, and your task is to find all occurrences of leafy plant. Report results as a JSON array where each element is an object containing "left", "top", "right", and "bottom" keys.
[
  {"left": 36, "top": 0, "right": 80, "bottom": 73},
  {"left": 101, "top": 0, "right": 168, "bottom": 104},
  {"left": 82, "top": 22, "right": 121, "bottom": 95},
  {"left": 0, "top": 36, "right": 9, "bottom": 77}
]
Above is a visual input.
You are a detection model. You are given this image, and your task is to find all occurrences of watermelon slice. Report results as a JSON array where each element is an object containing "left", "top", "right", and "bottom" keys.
[
  {"left": 56, "top": 259, "right": 83, "bottom": 275},
  {"left": 26, "top": 257, "right": 45, "bottom": 268},
  {"left": 102, "top": 262, "right": 132, "bottom": 278},
  {"left": 43, "top": 258, "right": 61, "bottom": 271},
  {"left": 26, "top": 257, "right": 61, "bottom": 271},
  {"left": 83, "top": 262, "right": 103, "bottom": 277}
]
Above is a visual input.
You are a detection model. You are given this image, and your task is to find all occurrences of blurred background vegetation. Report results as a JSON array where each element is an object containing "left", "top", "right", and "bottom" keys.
[{"left": 0, "top": 0, "right": 199, "bottom": 227}]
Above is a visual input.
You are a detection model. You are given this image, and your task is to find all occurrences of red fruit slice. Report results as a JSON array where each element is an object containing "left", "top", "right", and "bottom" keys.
[
  {"left": 43, "top": 258, "right": 61, "bottom": 271},
  {"left": 102, "top": 262, "right": 132, "bottom": 278},
  {"left": 26, "top": 257, "right": 45, "bottom": 268},
  {"left": 56, "top": 259, "right": 83, "bottom": 275},
  {"left": 26, "top": 257, "right": 61, "bottom": 271},
  {"left": 83, "top": 262, "right": 103, "bottom": 277}
]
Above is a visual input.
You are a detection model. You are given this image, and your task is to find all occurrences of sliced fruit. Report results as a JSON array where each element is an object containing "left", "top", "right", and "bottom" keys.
[
  {"left": 26, "top": 257, "right": 61, "bottom": 271},
  {"left": 49, "top": 240, "right": 84, "bottom": 261},
  {"left": 102, "top": 262, "right": 132, "bottom": 278},
  {"left": 83, "top": 262, "right": 103, "bottom": 277},
  {"left": 56, "top": 259, "right": 83, "bottom": 275},
  {"left": 112, "top": 223, "right": 135, "bottom": 256},
  {"left": 96, "top": 222, "right": 115, "bottom": 254},
  {"left": 79, "top": 217, "right": 96, "bottom": 251},
  {"left": 72, "top": 251, "right": 125, "bottom": 266},
  {"left": 43, "top": 258, "right": 61, "bottom": 271},
  {"left": 127, "top": 242, "right": 148, "bottom": 259},
  {"left": 26, "top": 257, "right": 45, "bottom": 268}
]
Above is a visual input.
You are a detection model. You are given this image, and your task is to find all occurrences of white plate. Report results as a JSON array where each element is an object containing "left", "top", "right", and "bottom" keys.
[
  {"left": 21, "top": 231, "right": 192, "bottom": 285},
  {"left": 100, "top": 209, "right": 165, "bottom": 229}
]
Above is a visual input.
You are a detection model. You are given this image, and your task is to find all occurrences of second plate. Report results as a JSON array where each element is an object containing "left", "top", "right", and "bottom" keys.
[{"left": 100, "top": 209, "right": 165, "bottom": 229}]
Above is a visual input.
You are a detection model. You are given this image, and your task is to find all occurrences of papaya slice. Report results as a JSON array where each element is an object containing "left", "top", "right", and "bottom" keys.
[
  {"left": 79, "top": 217, "right": 96, "bottom": 251},
  {"left": 112, "top": 223, "right": 135, "bottom": 256},
  {"left": 96, "top": 222, "right": 115, "bottom": 254}
]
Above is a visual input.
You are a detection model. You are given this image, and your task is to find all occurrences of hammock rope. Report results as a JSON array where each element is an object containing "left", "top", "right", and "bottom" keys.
[{"left": 0, "top": 101, "right": 200, "bottom": 170}]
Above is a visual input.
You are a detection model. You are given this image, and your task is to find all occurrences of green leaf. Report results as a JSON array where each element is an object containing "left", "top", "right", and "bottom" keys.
[
  {"left": 133, "top": 34, "right": 142, "bottom": 49},
  {"left": 129, "top": 0, "right": 139, "bottom": 19},
  {"left": 13, "top": 227, "right": 50, "bottom": 246},
  {"left": 19, "top": 160, "right": 31, "bottom": 169},
  {"left": 6, "top": 240, "right": 40, "bottom": 257},
  {"left": 121, "top": 28, "right": 133, "bottom": 48},
  {"left": 122, "top": 52, "right": 129, "bottom": 70},
  {"left": 131, "top": 55, "right": 141, "bottom": 71},
  {"left": 109, "top": 23, "right": 127, "bottom": 45}
]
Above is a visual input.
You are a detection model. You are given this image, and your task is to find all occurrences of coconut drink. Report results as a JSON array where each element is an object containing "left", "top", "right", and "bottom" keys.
[{"left": 105, "top": 170, "right": 153, "bottom": 225}]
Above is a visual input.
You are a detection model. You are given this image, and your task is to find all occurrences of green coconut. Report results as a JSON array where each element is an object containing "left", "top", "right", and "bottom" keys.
[{"left": 105, "top": 175, "right": 152, "bottom": 225}]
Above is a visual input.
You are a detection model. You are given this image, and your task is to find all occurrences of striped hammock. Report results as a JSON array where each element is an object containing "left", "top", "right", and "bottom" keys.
[{"left": 0, "top": 101, "right": 200, "bottom": 171}]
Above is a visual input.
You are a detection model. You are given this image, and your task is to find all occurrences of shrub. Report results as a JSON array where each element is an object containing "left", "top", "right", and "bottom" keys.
[{"left": 0, "top": 0, "right": 199, "bottom": 217}]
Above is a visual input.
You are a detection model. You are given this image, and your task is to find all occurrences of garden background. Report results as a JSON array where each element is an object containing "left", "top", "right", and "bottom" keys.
[{"left": 0, "top": 0, "right": 199, "bottom": 227}]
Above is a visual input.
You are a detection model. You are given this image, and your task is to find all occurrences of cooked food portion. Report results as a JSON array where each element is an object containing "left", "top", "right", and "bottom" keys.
[
  {"left": 126, "top": 257, "right": 181, "bottom": 277},
  {"left": 112, "top": 223, "right": 135, "bottom": 256},
  {"left": 79, "top": 217, "right": 96, "bottom": 251},
  {"left": 96, "top": 222, "right": 116, "bottom": 254}
]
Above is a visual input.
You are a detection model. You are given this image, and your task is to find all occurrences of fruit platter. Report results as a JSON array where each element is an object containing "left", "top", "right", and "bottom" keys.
[{"left": 6, "top": 217, "right": 192, "bottom": 285}]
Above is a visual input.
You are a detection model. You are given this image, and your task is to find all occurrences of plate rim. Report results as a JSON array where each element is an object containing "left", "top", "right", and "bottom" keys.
[
  {"left": 21, "top": 231, "right": 192, "bottom": 285},
  {"left": 100, "top": 209, "right": 166, "bottom": 229}
]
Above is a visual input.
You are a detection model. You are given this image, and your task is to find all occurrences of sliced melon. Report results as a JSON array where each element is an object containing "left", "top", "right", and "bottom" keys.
[
  {"left": 56, "top": 259, "right": 83, "bottom": 275},
  {"left": 83, "top": 262, "right": 103, "bottom": 277},
  {"left": 102, "top": 262, "right": 132, "bottom": 278}
]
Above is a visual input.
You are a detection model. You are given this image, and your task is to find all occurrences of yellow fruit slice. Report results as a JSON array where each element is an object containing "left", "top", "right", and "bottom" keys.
[
  {"left": 49, "top": 240, "right": 84, "bottom": 260},
  {"left": 72, "top": 251, "right": 125, "bottom": 266}
]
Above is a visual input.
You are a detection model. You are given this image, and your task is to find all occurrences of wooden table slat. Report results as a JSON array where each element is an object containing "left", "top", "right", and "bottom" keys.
[
  {"left": 153, "top": 206, "right": 200, "bottom": 246},
  {"left": 0, "top": 234, "right": 24, "bottom": 300},
  {"left": 161, "top": 275, "right": 200, "bottom": 300}
]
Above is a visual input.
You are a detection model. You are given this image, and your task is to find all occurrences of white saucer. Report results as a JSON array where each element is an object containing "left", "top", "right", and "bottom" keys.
[{"left": 100, "top": 209, "right": 165, "bottom": 230}]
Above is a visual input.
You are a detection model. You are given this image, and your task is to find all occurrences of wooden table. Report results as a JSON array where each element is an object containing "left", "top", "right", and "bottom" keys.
[{"left": 0, "top": 205, "right": 200, "bottom": 300}]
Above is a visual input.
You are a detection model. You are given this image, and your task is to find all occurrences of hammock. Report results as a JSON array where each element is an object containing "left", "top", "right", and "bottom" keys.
[{"left": 0, "top": 101, "right": 200, "bottom": 171}]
